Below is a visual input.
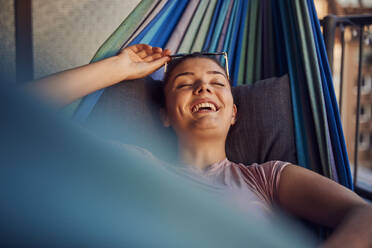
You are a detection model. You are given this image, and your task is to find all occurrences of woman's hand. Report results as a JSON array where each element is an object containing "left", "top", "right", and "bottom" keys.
[{"left": 117, "top": 44, "right": 171, "bottom": 80}]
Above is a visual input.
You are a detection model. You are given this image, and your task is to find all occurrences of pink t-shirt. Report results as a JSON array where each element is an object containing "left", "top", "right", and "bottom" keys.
[
  {"left": 186, "top": 159, "right": 290, "bottom": 215},
  {"left": 200, "top": 159, "right": 289, "bottom": 205},
  {"left": 111, "top": 143, "right": 291, "bottom": 216}
]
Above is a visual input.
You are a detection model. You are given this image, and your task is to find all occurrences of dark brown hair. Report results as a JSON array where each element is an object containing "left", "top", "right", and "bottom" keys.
[{"left": 163, "top": 53, "right": 228, "bottom": 86}]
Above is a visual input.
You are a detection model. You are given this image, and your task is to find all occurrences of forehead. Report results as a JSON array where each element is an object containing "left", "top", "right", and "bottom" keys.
[{"left": 170, "top": 57, "right": 226, "bottom": 79}]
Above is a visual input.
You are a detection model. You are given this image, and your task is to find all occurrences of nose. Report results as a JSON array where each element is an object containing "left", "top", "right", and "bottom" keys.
[{"left": 193, "top": 81, "right": 212, "bottom": 95}]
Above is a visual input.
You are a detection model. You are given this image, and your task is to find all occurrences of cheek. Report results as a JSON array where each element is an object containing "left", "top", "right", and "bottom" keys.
[
  {"left": 165, "top": 92, "right": 188, "bottom": 117},
  {"left": 219, "top": 89, "right": 234, "bottom": 106}
]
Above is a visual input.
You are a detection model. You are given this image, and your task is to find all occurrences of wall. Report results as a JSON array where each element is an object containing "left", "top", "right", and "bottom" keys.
[
  {"left": 0, "top": 0, "right": 16, "bottom": 82},
  {"left": 32, "top": 0, "right": 141, "bottom": 79},
  {"left": 0, "top": 0, "right": 141, "bottom": 82}
]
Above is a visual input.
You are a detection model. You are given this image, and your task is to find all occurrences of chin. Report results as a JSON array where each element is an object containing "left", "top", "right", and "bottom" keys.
[{"left": 190, "top": 119, "right": 220, "bottom": 130}]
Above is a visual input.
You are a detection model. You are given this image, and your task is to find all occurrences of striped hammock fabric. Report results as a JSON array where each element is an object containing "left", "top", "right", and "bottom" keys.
[{"left": 71, "top": 0, "right": 353, "bottom": 190}]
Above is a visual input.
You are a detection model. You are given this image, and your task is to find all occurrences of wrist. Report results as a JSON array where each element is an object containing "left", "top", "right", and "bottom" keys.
[{"left": 109, "top": 55, "right": 130, "bottom": 82}]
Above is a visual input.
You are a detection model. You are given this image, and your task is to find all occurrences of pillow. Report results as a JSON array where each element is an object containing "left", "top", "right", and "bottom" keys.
[
  {"left": 86, "top": 74, "right": 297, "bottom": 165},
  {"left": 226, "top": 75, "right": 297, "bottom": 165},
  {"left": 86, "top": 77, "right": 178, "bottom": 161}
]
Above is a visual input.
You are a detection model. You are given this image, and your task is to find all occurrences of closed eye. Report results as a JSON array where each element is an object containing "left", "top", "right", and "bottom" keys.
[
  {"left": 212, "top": 82, "right": 225, "bottom": 87},
  {"left": 176, "top": 83, "right": 193, "bottom": 89}
]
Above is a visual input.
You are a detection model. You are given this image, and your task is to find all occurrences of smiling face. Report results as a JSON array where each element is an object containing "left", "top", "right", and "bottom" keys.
[{"left": 162, "top": 57, "right": 237, "bottom": 141}]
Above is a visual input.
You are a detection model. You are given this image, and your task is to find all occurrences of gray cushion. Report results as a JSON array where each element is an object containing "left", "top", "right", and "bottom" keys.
[
  {"left": 226, "top": 75, "right": 297, "bottom": 165},
  {"left": 86, "top": 74, "right": 297, "bottom": 165},
  {"left": 86, "top": 77, "right": 178, "bottom": 161}
]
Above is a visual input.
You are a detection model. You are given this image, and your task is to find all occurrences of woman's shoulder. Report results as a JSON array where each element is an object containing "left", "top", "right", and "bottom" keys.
[
  {"left": 232, "top": 160, "right": 292, "bottom": 173},
  {"left": 230, "top": 160, "right": 292, "bottom": 205}
]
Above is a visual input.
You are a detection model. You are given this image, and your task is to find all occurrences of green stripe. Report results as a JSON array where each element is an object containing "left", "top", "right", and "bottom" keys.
[
  {"left": 293, "top": 0, "right": 332, "bottom": 177},
  {"left": 208, "top": 0, "right": 230, "bottom": 51},
  {"left": 141, "top": 0, "right": 178, "bottom": 44},
  {"left": 253, "top": 1, "right": 262, "bottom": 82},
  {"left": 237, "top": 0, "right": 250, "bottom": 85},
  {"left": 191, "top": 0, "right": 217, "bottom": 52},
  {"left": 64, "top": 0, "right": 156, "bottom": 117},
  {"left": 92, "top": 0, "right": 157, "bottom": 62},
  {"left": 245, "top": 0, "right": 259, "bottom": 84},
  {"left": 125, "top": 0, "right": 168, "bottom": 46},
  {"left": 178, "top": 0, "right": 210, "bottom": 53}
]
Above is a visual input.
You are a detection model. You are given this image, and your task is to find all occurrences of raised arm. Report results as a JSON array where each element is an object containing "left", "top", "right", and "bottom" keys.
[
  {"left": 278, "top": 164, "right": 372, "bottom": 247},
  {"left": 25, "top": 44, "right": 170, "bottom": 108}
]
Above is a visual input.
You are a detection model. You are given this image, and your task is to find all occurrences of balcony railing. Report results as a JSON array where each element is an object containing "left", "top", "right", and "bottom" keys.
[{"left": 321, "top": 14, "right": 372, "bottom": 200}]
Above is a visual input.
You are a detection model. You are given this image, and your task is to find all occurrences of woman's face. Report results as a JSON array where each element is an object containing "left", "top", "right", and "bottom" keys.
[{"left": 162, "top": 58, "right": 237, "bottom": 140}]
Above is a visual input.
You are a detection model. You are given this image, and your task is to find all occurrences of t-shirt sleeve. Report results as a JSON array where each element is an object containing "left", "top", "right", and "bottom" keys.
[{"left": 245, "top": 161, "right": 291, "bottom": 205}]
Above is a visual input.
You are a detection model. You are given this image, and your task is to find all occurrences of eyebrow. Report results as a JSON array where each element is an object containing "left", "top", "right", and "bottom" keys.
[{"left": 173, "top": 70, "right": 227, "bottom": 81}]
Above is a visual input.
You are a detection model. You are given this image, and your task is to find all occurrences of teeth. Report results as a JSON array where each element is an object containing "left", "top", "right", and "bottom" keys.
[{"left": 192, "top": 102, "right": 217, "bottom": 113}]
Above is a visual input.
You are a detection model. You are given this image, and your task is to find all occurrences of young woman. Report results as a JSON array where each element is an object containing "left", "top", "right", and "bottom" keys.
[{"left": 28, "top": 44, "right": 372, "bottom": 247}]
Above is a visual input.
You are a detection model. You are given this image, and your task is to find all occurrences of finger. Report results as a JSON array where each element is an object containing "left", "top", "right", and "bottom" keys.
[
  {"left": 142, "top": 47, "right": 165, "bottom": 61},
  {"left": 139, "top": 45, "right": 156, "bottom": 58},
  {"left": 137, "top": 49, "right": 149, "bottom": 59},
  {"left": 143, "top": 53, "right": 163, "bottom": 62},
  {"left": 127, "top": 44, "right": 152, "bottom": 58},
  {"left": 147, "top": 56, "right": 171, "bottom": 69},
  {"left": 152, "top": 47, "right": 163, "bottom": 54},
  {"left": 127, "top": 44, "right": 150, "bottom": 53},
  {"left": 163, "top": 49, "right": 171, "bottom": 56}
]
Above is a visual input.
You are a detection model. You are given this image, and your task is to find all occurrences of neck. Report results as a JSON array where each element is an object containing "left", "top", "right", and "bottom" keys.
[{"left": 178, "top": 136, "right": 227, "bottom": 170}]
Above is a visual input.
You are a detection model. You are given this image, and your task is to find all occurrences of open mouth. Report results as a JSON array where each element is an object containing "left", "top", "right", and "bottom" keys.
[{"left": 191, "top": 102, "right": 219, "bottom": 113}]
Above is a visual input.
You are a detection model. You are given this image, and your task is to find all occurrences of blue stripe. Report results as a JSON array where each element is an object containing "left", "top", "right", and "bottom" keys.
[
  {"left": 225, "top": 0, "right": 243, "bottom": 84},
  {"left": 208, "top": 0, "right": 230, "bottom": 52},
  {"left": 271, "top": 0, "right": 287, "bottom": 76},
  {"left": 203, "top": 0, "right": 222, "bottom": 51},
  {"left": 73, "top": 1, "right": 175, "bottom": 122},
  {"left": 232, "top": 0, "right": 248, "bottom": 86},
  {"left": 149, "top": 0, "right": 189, "bottom": 47},
  {"left": 221, "top": 0, "right": 239, "bottom": 65},
  {"left": 140, "top": 1, "right": 179, "bottom": 45},
  {"left": 307, "top": 0, "right": 352, "bottom": 189},
  {"left": 277, "top": 0, "right": 310, "bottom": 169}
]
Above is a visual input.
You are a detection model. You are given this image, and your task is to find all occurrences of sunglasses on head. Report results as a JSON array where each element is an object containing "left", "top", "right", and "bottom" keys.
[{"left": 164, "top": 52, "right": 230, "bottom": 80}]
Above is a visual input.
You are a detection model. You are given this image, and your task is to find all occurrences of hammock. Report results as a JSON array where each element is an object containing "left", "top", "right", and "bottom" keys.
[{"left": 70, "top": 0, "right": 353, "bottom": 190}]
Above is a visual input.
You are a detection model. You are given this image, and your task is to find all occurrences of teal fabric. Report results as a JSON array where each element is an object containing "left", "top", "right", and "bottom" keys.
[
  {"left": 141, "top": 1, "right": 178, "bottom": 44},
  {"left": 306, "top": 0, "right": 352, "bottom": 188},
  {"left": 245, "top": 0, "right": 259, "bottom": 84},
  {"left": 217, "top": 0, "right": 234, "bottom": 53},
  {"left": 208, "top": 0, "right": 230, "bottom": 51},
  {"left": 276, "top": 0, "right": 310, "bottom": 170},
  {"left": 221, "top": 0, "right": 239, "bottom": 67},
  {"left": 254, "top": 1, "right": 262, "bottom": 82},
  {"left": 164, "top": 0, "right": 200, "bottom": 52},
  {"left": 293, "top": 0, "right": 333, "bottom": 178},
  {"left": 177, "top": 0, "right": 207, "bottom": 53},
  {"left": 191, "top": 0, "right": 217, "bottom": 52},
  {"left": 226, "top": 0, "right": 243, "bottom": 83},
  {"left": 232, "top": 0, "right": 248, "bottom": 85},
  {"left": 64, "top": 0, "right": 158, "bottom": 118},
  {"left": 73, "top": 0, "right": 167, "bottom": 122},
  {"left": 124, "top": 1, "right": 168, "bottom": 46},
  {"left": 237, "top": 0, "right": 250, "bottom": 85},
  {"left": 203, "top": 0, "right": 223, "bottom": 51}
]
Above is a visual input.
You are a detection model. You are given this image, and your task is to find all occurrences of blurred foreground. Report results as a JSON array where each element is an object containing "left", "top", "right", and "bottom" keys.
[{"left": 0, "top": 74, "right": 316, "bottom": 247}]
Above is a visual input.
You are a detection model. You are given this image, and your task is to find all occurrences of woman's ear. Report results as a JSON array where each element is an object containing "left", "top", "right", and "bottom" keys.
[
  {"left": 160, "top": 108, "right": 171, "bottom": 127},
  {"left": 231, "top": 104, "right": 237, "bottom": 125}
]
